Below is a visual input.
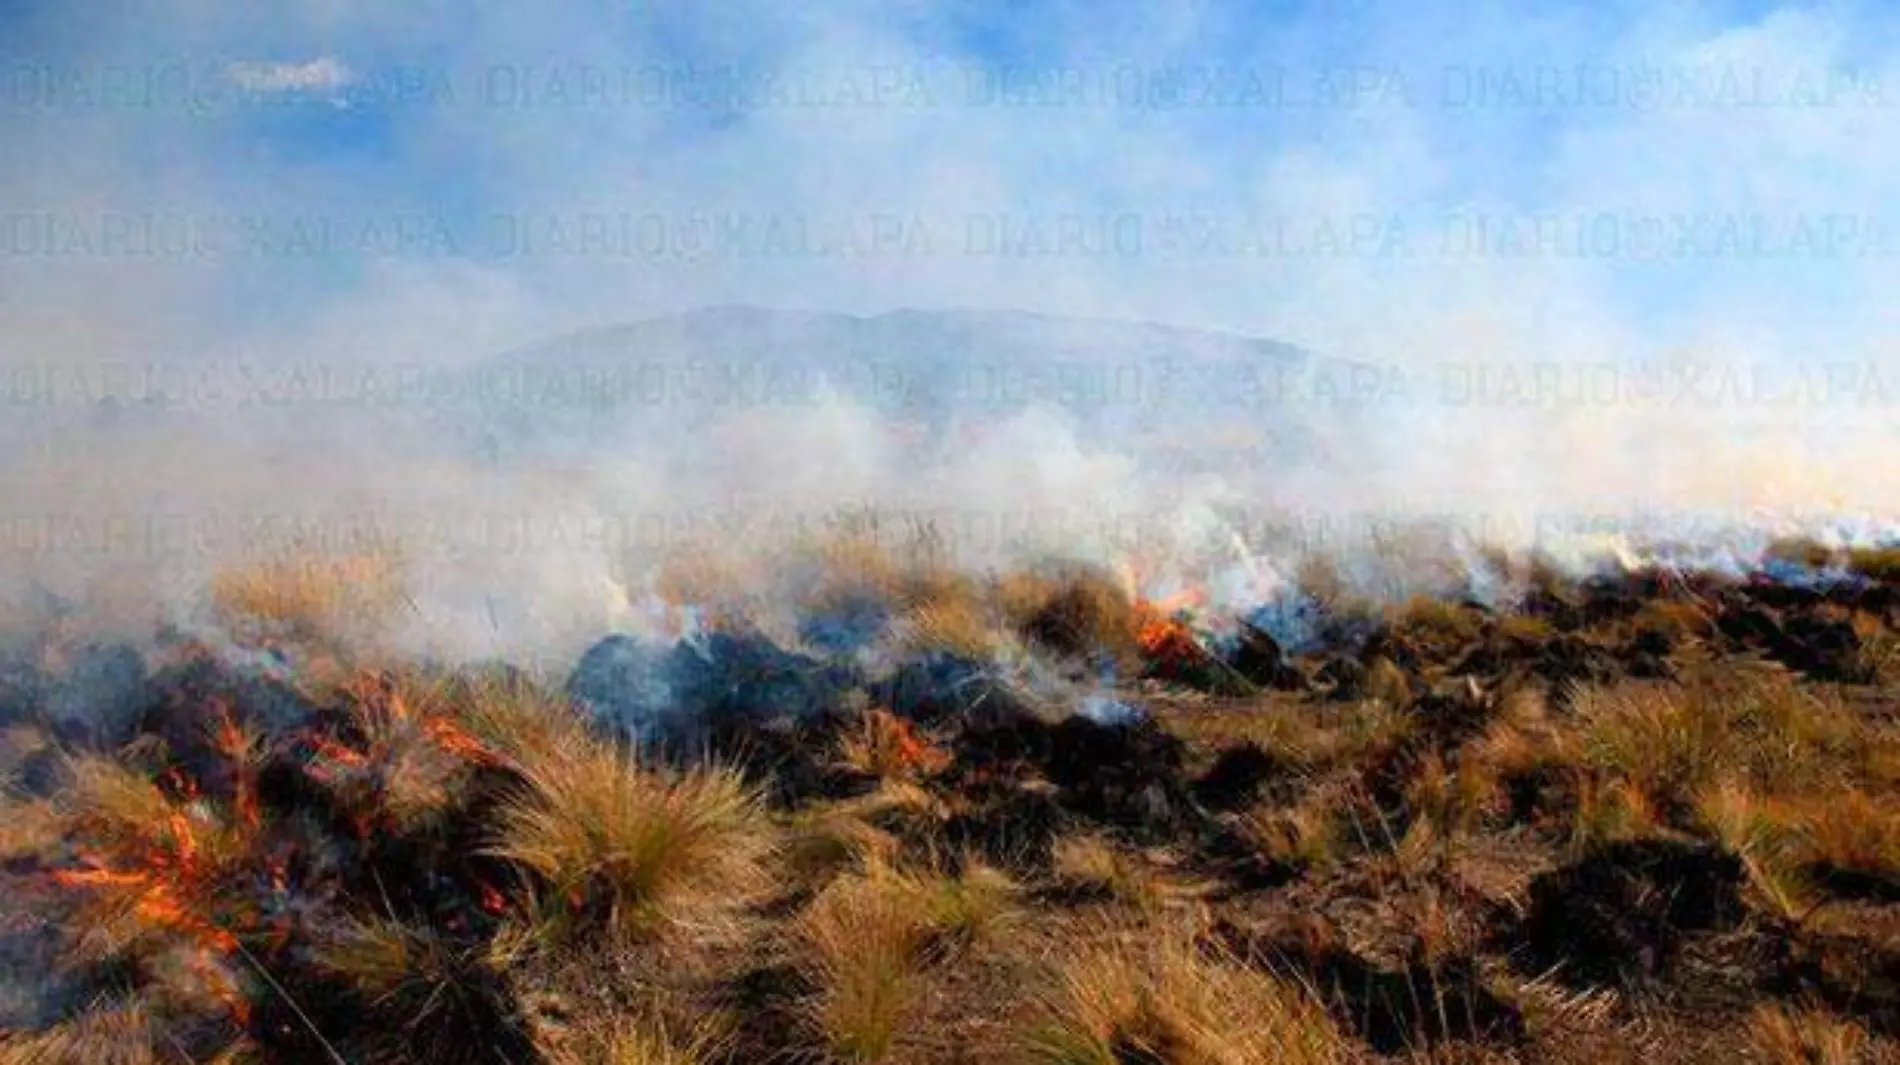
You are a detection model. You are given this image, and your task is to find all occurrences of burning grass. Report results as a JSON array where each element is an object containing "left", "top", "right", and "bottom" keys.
[{"left": 7, "top": 546, "right": 1900, "bottom": 1062}]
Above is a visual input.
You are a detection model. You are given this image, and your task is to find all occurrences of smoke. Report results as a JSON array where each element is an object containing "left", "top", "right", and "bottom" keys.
[{"left": 3, "top": 1, "right": 1900, "bottom": 664}]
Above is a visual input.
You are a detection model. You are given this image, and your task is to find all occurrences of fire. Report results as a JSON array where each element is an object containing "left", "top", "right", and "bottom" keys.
[
  {"left": 1133, "top": 596, "right": 1211, "bottom": 674},
  {"left": 855, "top": 707, "right": 952, "bottom": 776},
  {"left": 51, "top": 802, "right": 239, "bottom": 953},
  {"left": 210, "top": 699, "right": 262, "bottom": 831},
  {"left": 165, "top": 812, "right": 198, "bottom": 869},
  {"left": 344, "top": 674, "right": 500, "bottom": 767},
  {"left": 887, "top": 713, "right": 951, "bottom": 775},
  {"left": 305, "top": 734, "right": 370, "bottom": 784},
  {"left": 41, "top": 730, "right": 261, "bottom": 1026},
  {"left": 419, "top": 713, "right": 499, "bottom": 766},
  {"left": 30, "top": 662, "right": 515, "bottom": 1045}
]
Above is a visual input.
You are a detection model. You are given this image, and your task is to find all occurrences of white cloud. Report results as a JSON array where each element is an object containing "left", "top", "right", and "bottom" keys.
[{"left": 225, "top": 56, "right": 355, "bottom": 98}]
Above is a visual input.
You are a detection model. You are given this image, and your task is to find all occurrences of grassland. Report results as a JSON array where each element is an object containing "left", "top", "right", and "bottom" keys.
[{"left": 4, "top": 542, "right": 1900, "bottom": 1063}]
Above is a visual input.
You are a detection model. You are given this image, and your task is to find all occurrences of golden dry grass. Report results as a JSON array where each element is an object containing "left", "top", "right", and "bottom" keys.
[
  {"left": 208, "top": 547, "right": 408, "bottom": 648},
  {"left": 18, "top": 545, "right": 1900, "bottom": 1064},
  {"left": 898, "top": 595, "right": 999, "bottom": 659},
  {"left": 45, "top": 753, "right": 255, "bottom": 955},
  {"left": 311, "top": 915, "right": 460, "bottom": 1000},
  {"left": 0, "top": 791, "right": 64, "bottom": 863},
  {"left": 335, "top": 713, "right": 475, "bottom": 834},
  {"left": 1404, "top": 756, "right": 1484, "bottom": 848},
  {"left": 837, "top": 707, "right": 952, "bottom": 781},
  {"left": 796, "top": 855, "right": 1019, "bottom": 1062},
  {"left": 1745, "top": 1002, "right": 1870, "bottom": 1064},
  {"left": 1629, "top": 599, "right": 1718, "bottom": 643},
  {"left": 1569, "top": 666, "right": 1858, "bottom": 817},
  {"left": 1020, "top": 922, "right": 1345, "bottom": 1065},
  {"left": 1051, "top": 835, "right": 1212, "bottom": 914},
  {"left": 999, "top": 564, "right": 1143, "bottom": 668},
  {"left": 799, "top": 871, "right": 926, "bottom": 1062},
  {"left": 777, "top": 780, "right": 960, "bottom": 903},
  {"left": 1797, "top": 789, "right": 1900, "bottom": 888},
  {"left": 1388, "top": 597, "right": 1485, "bottom": 664},
  {"left": 1232, "top": 796, "right": 1347, "bottom": 872},
  {"left": 552, "top": 1018, "right": 722, "bottom": 1065},
  {"left": 486, "top": 741, "right": 773, "bottom": 947},
  {"left": 1692, "top": 780, "right": 1816, "bottom": 920},
  {"left": 0, "top": 996, "right": 160, "bottom": 1065},
  {"left": 1493, "top": 612, "right": 1557, "bottom": 645},
  {"left": 442, "top": 667, "right": 589, "bottom": 768}
]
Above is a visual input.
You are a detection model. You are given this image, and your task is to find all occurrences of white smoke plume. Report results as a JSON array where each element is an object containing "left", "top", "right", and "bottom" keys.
[{"left": 2, "top": 2, "right": 1898, "bottom": 662}]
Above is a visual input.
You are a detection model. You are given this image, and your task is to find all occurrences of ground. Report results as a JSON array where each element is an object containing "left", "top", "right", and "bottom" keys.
[{"left": 5, "top": 544, "right": 1900, "bottom": 1063}]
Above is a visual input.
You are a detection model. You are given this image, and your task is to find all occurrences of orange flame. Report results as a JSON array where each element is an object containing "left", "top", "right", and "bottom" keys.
[
  {"left": 305, "top": 735, "right": 370, "bottom": 785},
  {"left": 419, "top": 714, "right": 498, "bottom": 766},
  {"left": 51, "top": 773, "right": 244, "bottom": 967},
  {"left": 1133, "top": 598, "right": 1208, "bottom": 670},
  {"left": 52, "top": 863, "right": 240, "bottom": 955},
  {"left": 209, "top": 700, "right": 262, "bottom": 831},
  {"left": 863, "top": 707, "right": 952, "bottom": 775}
]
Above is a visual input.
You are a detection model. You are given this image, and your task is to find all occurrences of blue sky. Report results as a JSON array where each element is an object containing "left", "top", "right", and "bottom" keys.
[{"left": 1, "top": 1, "right": 1897, "bottom": 370}]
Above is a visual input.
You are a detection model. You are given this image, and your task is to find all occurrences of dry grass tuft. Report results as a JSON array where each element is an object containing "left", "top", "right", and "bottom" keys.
[
  {"left": 1051, "top": 835, "right": 1211, "bottom": 913},
  {"left": 1694, "top": 780, "right": 1815, "bottom": 919},
  {"left": 1406, "top": 749, "right": 1505, "bottom": 842},
  {"left": 1389, "top": 597, "right": 1485, "bottom": 664},
  {"left": 488, "top": 741, "right": 772, "bottom": 947},
  {"left": 51, "top": 754, "right": 253, "bottom": 957},
  {"left": 551, "top": 1017, "right": 722, "bottom": 1065},
  {"left": 1570, "top": 667, "right": 1857, "bottom": 820},
  {"left": 799, "top": 872, "right": 926, "bottom": 1063},
  {"left": 900, "top": 595, "right": 999, "bottom": 659},
  {"left": 444, "top": 667, "right": 587, "bottom": 768},
  {"left": 1630, "top": 599, "right": 1717, "bottom": 644},
  {"left": 1564, "top": 777, "right": 1663, "bottom": 853},
  {"left": 1020, "top": 923, "right": 1344, "bottom": 1065},
  {"left": 0, "top": 790, "right": 64, "bottom": 863},
  {"left": 0, "top": 996, "right": 159, "bottom": 1065},
  {"left": 1745, "top": 1002, "right": 1870, "bottom": 1064},
  {"left": 797, "top": 856, "right": 1019, "bottom": 1062},
  {"left": 309, "top": 915, "right": 537, "bottom": 1064},
  {"left": 1000, "top": 564, "right": 1143, "bottom": 668},
  {"left": 1234, "top": 797, "right": 1346, "bottom": 873},
  {"left": 780, "top": 790, "right": 930, "bottom": 894},
  {"left": 312, "top": 915, "right": 458, "bottom": 999},
  {"left": 649, "top": 546, "right": 766, "bottom": 633},
  {"left": 838, "top": 708, "right": 952, "bottom": 782},
  {"left": 1798, "top": 789, "right": 1900, "bottom": 889},
  {"left": 209, "top": 548, "right": 408, "bottom": 648},
  {"left": 1494, "top": 612, "right": 1557, "bottom": 645}
]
